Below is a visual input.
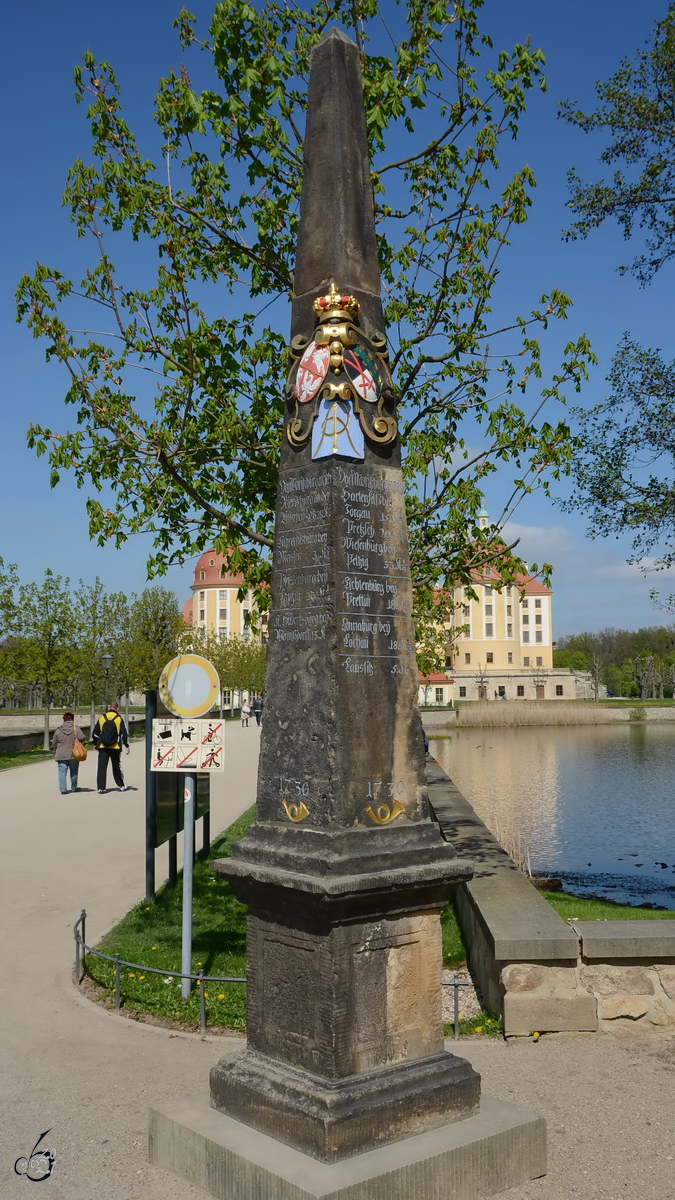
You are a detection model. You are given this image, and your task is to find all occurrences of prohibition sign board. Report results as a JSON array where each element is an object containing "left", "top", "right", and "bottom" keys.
[{"left": 158, "top": 654, "right": 220, "bottom": 719}]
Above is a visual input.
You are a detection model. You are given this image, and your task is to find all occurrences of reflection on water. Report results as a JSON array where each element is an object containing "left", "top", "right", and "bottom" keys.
[{"left": 432, "top": 723, "right": 675, "bottom": 908}]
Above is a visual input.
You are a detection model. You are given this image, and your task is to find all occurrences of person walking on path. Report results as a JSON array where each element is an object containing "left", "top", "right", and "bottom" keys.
[
  {"left": 252, "top": 694, "right": 264, "bottom": 726},
  {"left": 51, "top": 712, "right": 87, "bottom": 794},
  {"left": 93, "top": 701, "right": 130, "bottom": 793},
  {"left": 241, "top": 699, "right": 251, "bottom": 728}
]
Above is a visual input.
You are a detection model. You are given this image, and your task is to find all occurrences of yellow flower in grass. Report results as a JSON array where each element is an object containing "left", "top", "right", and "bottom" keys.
[
  {"left": 151, "top": 946, "right": 157, "bottom": 950},
  {"left": 218, "top": 994, "right": 225, "bottom": 1000},
  {"left": 139, "top": 975, "right": 145, "bottom": 980},
  {"left": 129, "top": 973, "right": 135, "bottom": 978},
  {"left": 475, "top": 1026, "right": 482, "bottom": 1032}
]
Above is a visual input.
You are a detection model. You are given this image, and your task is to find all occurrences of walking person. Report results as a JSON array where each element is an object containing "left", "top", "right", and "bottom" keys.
[
  {"left": 93, "top": 701, "right": 130, "bottom": 793},
  {"left": 52, "top": 712, "right": 87, "bottom": 794},
  {"left": 241, "top": 698, "right": 251, "bottom": 728},
  {"left": 252, "top": 694, "right": 264, "bottom": 727}
]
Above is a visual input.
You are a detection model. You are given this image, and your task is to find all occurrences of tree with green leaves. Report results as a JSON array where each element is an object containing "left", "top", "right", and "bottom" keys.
[
  {"left": 17, "top": 570, "right": 77, "bottom": 748},
  {"left": 560, "top": 6, "right": 675, "bottom": 595},
  {"left": 17, "top": 0, "right": 593, "bottom": 662},
  {"left": 73, "top": 577, "right": 129, "bottom": 732},
  {"left": 117, "top": 586, "right": 183, "bottom": 698}
]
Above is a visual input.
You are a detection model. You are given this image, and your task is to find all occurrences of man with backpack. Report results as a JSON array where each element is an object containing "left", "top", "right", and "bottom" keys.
[{"left": 93, "top": 701, "right": 131, "bottom": 793}]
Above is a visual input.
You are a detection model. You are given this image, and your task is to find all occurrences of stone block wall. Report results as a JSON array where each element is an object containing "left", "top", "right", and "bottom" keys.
[{"left": 428, "top": 758, "right": 675, "bottom": 1037}]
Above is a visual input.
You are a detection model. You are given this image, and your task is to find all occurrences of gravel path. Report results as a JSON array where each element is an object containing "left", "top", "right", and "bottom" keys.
[{"left": 2, "top": 732, "right": 674, "bottom": 1199}]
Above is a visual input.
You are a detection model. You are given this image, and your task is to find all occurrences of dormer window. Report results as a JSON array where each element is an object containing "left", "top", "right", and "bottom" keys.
[{"left": 200, "top": 570, "right": 206, "bottom": 581}]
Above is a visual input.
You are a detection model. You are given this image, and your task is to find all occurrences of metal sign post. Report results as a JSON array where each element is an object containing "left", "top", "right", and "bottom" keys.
[
  {"left": 181, "top": 774, "right": 197, "bottom": 999},
  {"left": 153, "top": 654, "right": 222, "bottom": 1000}
]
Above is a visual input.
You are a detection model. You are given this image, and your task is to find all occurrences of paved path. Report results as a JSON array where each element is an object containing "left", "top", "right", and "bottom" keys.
[{"left": 2, "top": 725, "right": 674, "bottom": 1199}]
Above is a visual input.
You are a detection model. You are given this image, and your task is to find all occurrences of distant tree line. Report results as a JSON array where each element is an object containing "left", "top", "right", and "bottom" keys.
[
  {"left": 554, "top": 627, "right": 675, "bottom": 698},
  {"left": 0, "top": 559, "right": 266, "bottom": 746}
]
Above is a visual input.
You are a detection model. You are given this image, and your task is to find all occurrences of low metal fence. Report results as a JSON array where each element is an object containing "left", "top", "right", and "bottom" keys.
[{"left": 73, "top": 909, "right": 473, "bottom": 1038}]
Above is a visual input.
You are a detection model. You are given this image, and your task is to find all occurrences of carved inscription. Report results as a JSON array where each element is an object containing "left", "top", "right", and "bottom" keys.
[{"left": 270, "top": 465, "right": 416, "bottom": 681}]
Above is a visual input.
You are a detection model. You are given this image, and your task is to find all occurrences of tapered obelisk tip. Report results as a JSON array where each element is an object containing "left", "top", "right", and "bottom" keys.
[{"left": 292, "top": 26, "right": 382, "bottom": 338}]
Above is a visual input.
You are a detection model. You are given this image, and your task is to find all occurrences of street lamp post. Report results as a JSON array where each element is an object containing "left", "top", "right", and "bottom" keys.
[{"left": 101, "top": 653, "right": 113, "bottom": 706}]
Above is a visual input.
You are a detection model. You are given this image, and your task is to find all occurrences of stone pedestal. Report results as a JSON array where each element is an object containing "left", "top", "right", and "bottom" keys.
[{"left": 149, "top": 1093, "right": 546, "bottom": 1200}]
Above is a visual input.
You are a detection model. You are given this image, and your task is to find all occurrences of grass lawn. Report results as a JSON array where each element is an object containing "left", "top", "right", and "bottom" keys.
[
  {"left": 542, "top": 890, "right": 675, "bottom": 921},
  {"left": 84, "top": 805, "right": 479, "bottom": 1032},
  {"left": 0, "top": 747, "right": 53, "bottom": 771}
]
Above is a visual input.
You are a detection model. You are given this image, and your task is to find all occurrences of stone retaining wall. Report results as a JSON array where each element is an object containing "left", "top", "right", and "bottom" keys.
[{"left": 428, "top": 760, "right": 675, "bottom": 1035}]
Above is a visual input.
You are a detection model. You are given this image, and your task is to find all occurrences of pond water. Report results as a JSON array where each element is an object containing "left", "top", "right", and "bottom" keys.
[{"left": 432, "top": 723, "right": 675, "bottom": 909}]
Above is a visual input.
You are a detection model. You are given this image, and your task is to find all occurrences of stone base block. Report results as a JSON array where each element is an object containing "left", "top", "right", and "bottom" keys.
[
  {"left": 149, "top": 1094, "right": 546, "bottom": 1200},
  {"left": 210, "top": 1047, "right": 480, "bottom": 1161},
  {"left": 503, "top": 993, "right": 597, "bottom": 1035}
]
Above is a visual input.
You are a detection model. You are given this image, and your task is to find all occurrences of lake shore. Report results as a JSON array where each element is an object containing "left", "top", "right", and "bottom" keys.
[{"left": 422, "top": 700, "right": 675, "bottom": 728}]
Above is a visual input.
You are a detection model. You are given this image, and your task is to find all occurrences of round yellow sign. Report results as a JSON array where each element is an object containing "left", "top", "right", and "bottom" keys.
[{"left": 158, "top": 654, "right": 220, "bottom": 718}]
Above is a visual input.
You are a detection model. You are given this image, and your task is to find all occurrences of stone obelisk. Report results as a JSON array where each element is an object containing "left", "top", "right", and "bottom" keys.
[
  {"left": 149, "top": 28, "right": 547, "bottom": 1200},
  {"left": 208, "top": 27, "right": 480, "bottom": 1162}
]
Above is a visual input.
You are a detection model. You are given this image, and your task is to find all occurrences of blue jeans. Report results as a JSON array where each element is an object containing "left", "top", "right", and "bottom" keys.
[{"left": 58, "top": 759, "right": 79, "bottom": 793}]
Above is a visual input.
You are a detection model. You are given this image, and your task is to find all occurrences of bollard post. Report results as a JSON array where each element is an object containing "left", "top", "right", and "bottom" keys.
[
  {"left": 115, "top": 955, "right": 121, "bottom": 1010},
  {"left": 202, "top": 809, "right": 210, "bottom": 856},
  {"left": 454, "top": 978, "right": 460, "bottom": 1040},
  {"left": 145, "top": 690, "right": 157, "bottom": 900},
  {"left": 199, "top": 969, "right": 206, "bottom": 1033},
  {"left": 81, "top": 909, "right": 86, "bottom": 980},
  {"left": 75, "top": 924, "right": 80, "bottom": 986}
]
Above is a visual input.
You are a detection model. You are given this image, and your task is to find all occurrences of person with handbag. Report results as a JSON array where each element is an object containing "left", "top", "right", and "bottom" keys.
[{"left": 52, "top": 712, "right": 87, "bottom": 794}]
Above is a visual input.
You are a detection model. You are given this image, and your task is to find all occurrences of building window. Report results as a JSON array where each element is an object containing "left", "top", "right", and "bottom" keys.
[
  {"left": 459, "top": 686, "right": 467, "bottom": 698},
  {"left": 223, "top": 689, "right": 231, "bottom": 705},
  {"left": 445, "top": 656, "right": 453, "bottom": 669},
  {"left": 507, "top": 624, "right": 513, "bottom": 638},
  {"left": 523, "top": 631, "right": 529, "bottom": 643},
  {"left": 523, "top": 656, "right": 530, "bottom": 666},
  {"left": 498, "top": 686, "right": 506, "bottom": 698},
  {"left": 486, "top": 652, "right": 493, "bottom": 664},
  {"left": 485, "top": 604, "right": 493, "bottom": 616},
  {"left": 209, "top": 558, "right": 216, "bottom": 567},
  {"left": 464, "top": 587, "right": 471, "bottom": 599},
  {"left": 507, "top": 652, "right": 513, "bottom": 664},
  {"left": 536, "top": 656, "right": 543, "bottom": 666},
  {"left": 536, "top": 631, "right": 542, "bottom": 643},
  {"left": 219, "top": 589, "right": 227, "bottom": 600},
  {"left": 464, "top": 653, "right": 471, "bottom": 664},
  {"left": 535, "top": 598, "right": 541, "bottom": 609},
  {"left": 219, "top": 608, "right": 227, "bottom": 623},
  {"left": 199, "top": 590, "right": 205, "bottom": 600},
  {"left": 535, "top": 614, "right": 542, "bottom": 625},
  {"left": 522, "top": 598, "right": 529, "bottom": 609},
  {"left": 506, "top": 586, "right": 512, "bottom": 596},
  {"left": 506, "top": 604, "right": 512, "bottom": 616},
  {"left": 463, "top": 605, "right": 470, "bottom": 618},
  {"left": 218, "top": 628, "right": 228, "bottom": 640},
  {"left": 522, "top": 615, "right": 529, "bottom": 625},
  {"left": 435, "top": 687, "right": 444, "bottom": 704},
  {"left": 199, "top": 609, "right": 205, "bottom": 623},
  {"left": 517, "top": 685, "right": 525, "bottom": 697},
  {"left": 485, "top": 585, "right": 492, "bottom": 597},
  {"left": 556, "top": 684, "right": 564, "bottom": 696},
  {"left": 485, "top": 623, "right": 493, "bottom": 637},
  {"left": 200, "top": 570, "right": 206, "bottom": 581}
]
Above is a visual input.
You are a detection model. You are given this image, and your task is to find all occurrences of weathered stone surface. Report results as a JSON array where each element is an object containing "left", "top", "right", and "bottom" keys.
[
  {"left": 551, "top": 967, "right": 578, "bottom": 992},
  {"left": 648, "top": 999, "right": 675, "bottom": 1027},
  {"left": 150, "top": 1094, "right": 547, "bottom": 1200},
  {"left": 207, "top": 26, "right": 480, "bottom": 1163},
  {"left": 576, "top": 920, "right": 675, "bottom": 959},
  {"left": 657, "top": 967, "right": 675, "bottom": 1001},
  {"left": 600, "top": 997, "right": 650, "bottom": 1021},
  {"left": 580, "top": 965, "right": 654, "bottom": 997},
  {"left": 503, "top": 994, "right": 597, "bottom": 1035},
  {"left": 501, "top": 965, "right": 548, "bottom": 993}
]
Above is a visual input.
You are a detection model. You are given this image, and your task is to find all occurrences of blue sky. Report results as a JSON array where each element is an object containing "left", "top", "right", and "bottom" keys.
[{"left": 2, "top": 0, "right": 674, "bottom": 635}]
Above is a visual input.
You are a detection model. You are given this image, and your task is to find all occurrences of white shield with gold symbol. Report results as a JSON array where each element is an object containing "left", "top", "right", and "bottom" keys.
[{"left": 311, "top": 396, "right": 365, "bottom": 461}]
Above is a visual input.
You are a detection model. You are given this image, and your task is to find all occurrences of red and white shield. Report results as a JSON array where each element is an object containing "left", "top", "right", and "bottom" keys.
[{"left": 296, "top": 342, "right": 330, "bottom": 403}]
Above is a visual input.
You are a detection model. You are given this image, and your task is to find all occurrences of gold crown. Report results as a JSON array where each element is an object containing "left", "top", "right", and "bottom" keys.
[{"left": 313, "top": 282, "right": 359, "bottom": 323}]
